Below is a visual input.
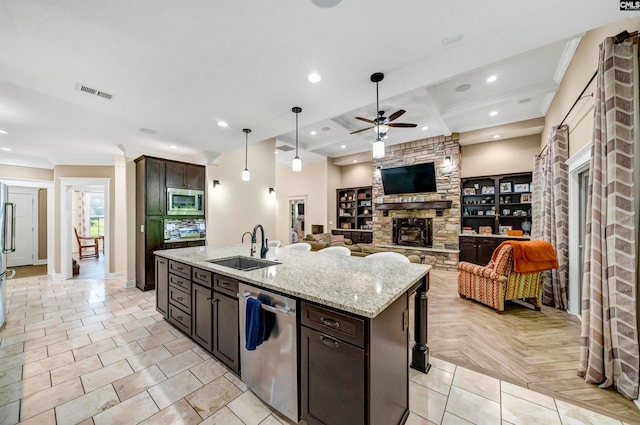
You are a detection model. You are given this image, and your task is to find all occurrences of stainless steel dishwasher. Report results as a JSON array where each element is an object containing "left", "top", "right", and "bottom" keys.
[{"left": 238, "top": 283, "right": 298, "bottom": 422}]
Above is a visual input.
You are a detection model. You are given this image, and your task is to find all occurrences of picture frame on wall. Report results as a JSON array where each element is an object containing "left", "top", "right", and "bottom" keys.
[
  {"left": 479, "top": 226, "right": 492, "bottom": 235},
  {"left": 514, "top": 183, "right": 529, "bottom": 192},
  {"left": 500, "top": 182, "right": 512, "bottom": 193},
  {"left": 521, "top": 193, "right": 532, "bottom": 203},
  {"left": 481, "top": 186, "right": 495, "bottom": 194},
  {"left": 463, "top": 188, "right": 476, "bottom": 195}
]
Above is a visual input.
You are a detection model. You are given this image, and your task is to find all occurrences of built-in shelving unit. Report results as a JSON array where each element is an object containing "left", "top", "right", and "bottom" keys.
[
  {"left": 337, "top": 186, "right": 372, "bottom": 231},
  {"left": 461, "top": 172, "right": 533, "bottom": 235}
]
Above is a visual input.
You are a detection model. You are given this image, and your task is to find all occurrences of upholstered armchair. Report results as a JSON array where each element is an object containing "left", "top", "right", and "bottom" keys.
[{"left": 457, "top": 243, "right": 548, "bottom": 313}]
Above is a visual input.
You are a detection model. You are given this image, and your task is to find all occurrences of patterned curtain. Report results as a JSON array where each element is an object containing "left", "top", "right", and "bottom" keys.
[
  {"left": 531, "top": 155, "right": 545, "bottom": 240},
  {"left": 78, "top": 191, "right": 88, "bottom": 236},
  {"left": 578, "top": 36, "right": 640, "bottom": 400},
  {"left": 539, "top": 126, "right": 569, "bottom": 309}
]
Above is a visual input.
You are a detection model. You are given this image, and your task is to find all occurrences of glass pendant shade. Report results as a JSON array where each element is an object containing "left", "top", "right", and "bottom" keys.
[
  {"left": 292, "top": 156, "right": 302, "bottom": 172},
  {"left": 242, "top": 168, "right": 250, "bottom": 181},
  {"left": 372, "top": 139, "right": 385, "bottom": 159}
]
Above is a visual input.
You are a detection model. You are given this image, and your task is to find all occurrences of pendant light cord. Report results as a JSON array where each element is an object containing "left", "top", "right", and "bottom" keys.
[
  {"left": 295, "top": 110, "right": 299, "bottom": 156},
  {"left": 376, "top": 81, "right": 380, "bottom": 140},
  {"left": 244, "top": 132, "right": 248, "bottom": 168}
]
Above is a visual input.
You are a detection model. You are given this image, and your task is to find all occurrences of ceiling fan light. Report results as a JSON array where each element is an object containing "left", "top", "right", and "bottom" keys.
[
  {"left": 242, "top": 168, "right": 251, "bottom": 181},
  {"left": 372, "top": 139, "right": 385, "bottom": 159},
  {"left": 373, "top": 124, "right": 389, "bottom": 135},
  {"left": 292, "top": 156, "right": 302, "bottom": 172}
]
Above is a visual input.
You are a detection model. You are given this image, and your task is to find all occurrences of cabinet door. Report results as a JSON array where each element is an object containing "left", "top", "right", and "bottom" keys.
[
  {"left": 185, "top": 164, "right": 205, "bottom": 190},
  {"left": 192, "top": 283, "right": 213, "bottom": 352},
  {"left": 155, "top": 256, "right": 168, "bottom": 317},
  {"left": 142, "top": 217, "right": 164, "bottom": 291},
  {"left": 459, "top": 240, "right": 476, "bottom": 263},
  {"left": 146, "top": 158, "right": 165, "bottom": 215},
  {"left": 301, "top": 326, "right": 365, "bottom": 425},
  {"left": 212, "top": 292, "right": 239, "bottom": 373},
  {"left": 165, "top": 161, "right": 186, "bottom": 188},
  {"left": 476, "top": 238, "right": 496, "bottom": 266}
]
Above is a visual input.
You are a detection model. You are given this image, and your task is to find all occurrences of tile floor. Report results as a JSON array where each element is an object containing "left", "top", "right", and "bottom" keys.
[{"left": 0, "top": 275, "right": 635, "bottom": 425}]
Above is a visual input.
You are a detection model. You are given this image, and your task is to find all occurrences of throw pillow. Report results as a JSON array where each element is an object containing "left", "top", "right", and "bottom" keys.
[
  {"left": 313, "top": 234, "right": 323, "bottom": 242},
  {"left": 330, "top": 234, "right": 344, "bottom": 244}
]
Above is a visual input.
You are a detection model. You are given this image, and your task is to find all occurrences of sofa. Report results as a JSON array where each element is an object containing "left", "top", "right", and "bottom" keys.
[{"left": 299, "top": 234, "right": 422, "bottom": 264}]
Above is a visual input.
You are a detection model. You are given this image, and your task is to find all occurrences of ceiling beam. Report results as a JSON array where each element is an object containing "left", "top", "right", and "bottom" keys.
[{"left": 420, "top": 88, "right": 452, "bottom": 137}]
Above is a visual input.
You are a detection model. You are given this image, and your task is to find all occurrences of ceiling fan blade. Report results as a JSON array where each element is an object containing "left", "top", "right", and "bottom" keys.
[
  {"left": 350, "top": 126, "right": 374, "bottom": 134},
  {"left": 387, "top": 109, "right": 406, "bottom": 122},
  {"left": 355, "top": 116, "right": 375, "bottom": 124},
  {"left": 388, "top": 123, "right": 418, "bottom": 128}
]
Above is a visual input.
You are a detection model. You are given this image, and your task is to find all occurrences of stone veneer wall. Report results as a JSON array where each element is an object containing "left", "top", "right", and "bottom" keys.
[{"left": 372, "top": 135, "right": 461, "bottom": 269}]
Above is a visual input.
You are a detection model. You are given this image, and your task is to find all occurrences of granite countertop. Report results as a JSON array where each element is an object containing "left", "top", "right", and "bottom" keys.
[{"left": 155, "top": 243, "right": 430, "bottom": 318}]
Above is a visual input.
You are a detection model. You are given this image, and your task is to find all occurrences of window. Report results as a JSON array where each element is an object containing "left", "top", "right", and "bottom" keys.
[{"left": 87, "top": 192, "right": 104, "bottom": 237}]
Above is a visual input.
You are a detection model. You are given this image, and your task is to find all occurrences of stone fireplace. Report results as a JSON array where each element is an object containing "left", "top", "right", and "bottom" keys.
[
  {"left": 393, "top": 218, "right": 432, "bottom": 247},
  {"left": 372, "top": 134, "right": 461, "bottom": 269}
]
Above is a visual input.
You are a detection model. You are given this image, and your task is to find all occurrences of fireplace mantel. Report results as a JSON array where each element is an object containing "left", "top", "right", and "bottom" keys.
[{"left": 376, "top": 201, "right": 452, "bottom": 216}]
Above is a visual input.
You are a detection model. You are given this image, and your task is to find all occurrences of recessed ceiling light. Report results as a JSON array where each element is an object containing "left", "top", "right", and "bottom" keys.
[
  {"left": 455, "top": 84, "right": 471, "bottom": 92},
  {"left": 493, "top": 135, "right": 500, "bottom": 139},
  {"left": 489, "top": 111, "right": 498, "bottom": 116},
  {"left": 217, "top": 121, "right": 228, "bottom": 127},
  {"left": 422, "top": 126, "right": 429, "bottom": 131},
  {"left": 1, "top": 147, "right": 11, "bottom": 151},
  {"left": 311, "top": 0, "right": 342, "bottom": 8},
  {"left": 353, "top": 160, "right": 357, "bottom": 163},
  {"left": 487, "top": 75, "right": 497, "bottom": 83},
  {"left": 274, "top": 150, "right": 278, "bottom": 154},
  {"left": 310, "top": 130, "right": 316, "bottom": 135},
  {"left": 0, "top": 130, "right": 7, "bottom": 134},
  {"left": 341, "top": 145, "right": 346, "bottom": 149},
  {"left": 139, "top": 128, "right": 157, "bottom": 135},
  {"left": 307, "top": 72, "right": 322, "bottom": 83},
  {"left": 169, "top": 145, "right": 178, "bottom": 149}
]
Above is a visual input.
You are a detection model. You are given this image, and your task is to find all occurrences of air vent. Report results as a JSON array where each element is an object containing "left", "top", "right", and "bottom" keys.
[
  {"left": 76, "top": 83, "right": 114, "bottom": 100},
  {"left": 276, "top": 145, "right": 295, "bottom": 152},
  {"left": 518, "top": 98, "right": 532, "bottom": 104}
]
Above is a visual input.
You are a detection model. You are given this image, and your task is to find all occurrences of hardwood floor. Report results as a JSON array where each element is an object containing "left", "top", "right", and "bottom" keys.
[
  {"left": 10, "top": 264, "right": 47, "bottom": 279},
  {"left": 428, "top": 268, "right": 640, "bottom": 423}
]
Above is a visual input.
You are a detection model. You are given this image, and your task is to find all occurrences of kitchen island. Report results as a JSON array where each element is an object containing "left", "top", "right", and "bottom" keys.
[{"left": 154, "top": 243, "right": 431, "bottom": 425}]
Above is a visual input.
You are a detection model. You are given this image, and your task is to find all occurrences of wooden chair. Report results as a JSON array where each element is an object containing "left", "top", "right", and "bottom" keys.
[{"left": 74, "top": 227, "right": 99, "bottom": 259}]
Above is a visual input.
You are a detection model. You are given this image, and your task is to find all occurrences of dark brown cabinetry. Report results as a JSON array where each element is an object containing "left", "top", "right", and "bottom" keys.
[
  {"left": 135, "top": 155, "right": 206, "bottom": 291},
  {"left": 331, "top": 229, "right": 372, "bottom": 244},
  {"left": 459, "top": 235, "right": 529, "bottom": 265},
  {"left": 192, "top": 282, "right": 213, "bottom": 351},
  {"left": 212, "top": 290, "right": 240, "bottom": 373},
  {"left": 167, "top": 260, "right": 192, "bottom": 334},
  {"left": 337, "top": 186, "right": 372, "bottom": 231},
  {"left": 300, "top": 296, "right": 409, "bottom": 425},
  {"left": 166, "top": 162, "right": 205, "bottom": 190},
  {"left": 155, "top": 257, "right": 168, "bottom": 317}
]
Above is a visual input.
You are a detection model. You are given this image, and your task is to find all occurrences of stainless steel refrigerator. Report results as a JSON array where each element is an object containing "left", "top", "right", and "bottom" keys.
[{"left": 0, "top": 182, "right": 16, "bottom": 330}]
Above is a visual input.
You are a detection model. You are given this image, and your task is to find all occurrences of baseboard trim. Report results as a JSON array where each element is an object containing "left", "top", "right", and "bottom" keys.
[
  {"left": 124, "top": 280, "right": 136, "bottom": 288},
  {"left": 33, "top": 259, "right": 48, "bottom": 266},
  {"left": 52, "top": 273, "right": 65, "bottom": 281},
  {"left": 105, "top": 271, "right": 127, "bottom": 280}
]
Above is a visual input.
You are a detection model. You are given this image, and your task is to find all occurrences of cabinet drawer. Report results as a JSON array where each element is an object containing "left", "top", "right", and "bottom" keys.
[
  {"left": 301, "top": 302, "right": 365, "bottom": 348},
  {"left": 214, "top": 274, "right": 238, "bottom": 298},
  {"left": 192, "top": 267, "right": 212, "bottom": 288},
  {"left": 169, "top": 284, "right": 191, "bottom": 314},
  {"left": 168, "top": 304, "right": 191, "bottom": 334},
  {"left": 169, "top": 260, "right": 191, "bottom": 279},
  {"left": 169, "top": 273, "right": 191, "bottom": 294}
]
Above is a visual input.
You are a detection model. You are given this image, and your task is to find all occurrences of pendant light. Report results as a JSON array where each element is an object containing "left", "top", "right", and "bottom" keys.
[
  {"left": 371, "top": 72, "right": 385, "bottom": 159},
  {"left": 242, "top": 128, "right": 251, "bottom": 181},
  {"left": 292, "top": 106, "right": 302, "bottom": 172}
]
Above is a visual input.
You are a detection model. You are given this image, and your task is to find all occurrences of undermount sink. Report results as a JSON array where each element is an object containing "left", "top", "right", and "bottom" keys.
[{"left": 206, "top": 256, "right": 280, "bottom": 271}]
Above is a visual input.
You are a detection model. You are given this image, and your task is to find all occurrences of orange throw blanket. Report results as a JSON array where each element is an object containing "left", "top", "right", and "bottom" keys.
[{"left": 492, "top": 240, "right": 559, "bottom": 273}]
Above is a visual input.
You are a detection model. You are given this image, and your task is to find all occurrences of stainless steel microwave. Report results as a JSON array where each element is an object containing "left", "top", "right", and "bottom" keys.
[{"left": 166, "top": 188, "right": 204, "bottom": 215}]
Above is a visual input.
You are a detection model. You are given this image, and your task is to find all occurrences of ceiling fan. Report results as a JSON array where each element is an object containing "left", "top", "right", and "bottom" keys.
[{"left": 351, "top": 72, "right": 417, "bottom": 138}]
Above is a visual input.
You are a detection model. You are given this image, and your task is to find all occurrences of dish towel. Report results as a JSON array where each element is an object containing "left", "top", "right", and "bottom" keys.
[{"left": 245, "top": 297, "right": 265, "bottom": 351}]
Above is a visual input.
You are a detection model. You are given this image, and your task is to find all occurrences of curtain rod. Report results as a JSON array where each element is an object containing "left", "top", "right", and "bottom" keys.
[{"left": 537, "top": 30, "right": 639, "bottom": 158}]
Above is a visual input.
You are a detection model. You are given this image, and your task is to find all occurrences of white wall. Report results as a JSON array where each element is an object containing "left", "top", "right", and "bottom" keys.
[
  {"left": 461, "top": 135, "right": 540, "bottom": 177},
  {"left": 275, "top": 159, "right": 329, "bottom": 244},
  {"left": 207, "top": 138, "right": 276, "bottom": 245}
]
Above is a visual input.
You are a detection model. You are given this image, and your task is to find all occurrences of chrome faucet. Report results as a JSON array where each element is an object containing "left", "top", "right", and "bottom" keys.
[
  {"left": 242, "top": 231, "right": 255, "bottom": 257},
  {"left": 252, "top": 224, "right": 268, "bottom": 259}
]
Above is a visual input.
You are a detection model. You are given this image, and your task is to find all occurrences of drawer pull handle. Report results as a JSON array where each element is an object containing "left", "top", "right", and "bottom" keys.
[
  {"left": 211, "top": 298, "right": 219, "bottom": 304},
  {"left": 177, "top": 296, "right": 183, "bottom": 301},
  {"left": 320, "top": 317, "right": 340, "bottom": 329},
  {"left": 177, "top": 316, "right": 183, "bottom": 320},
  {"left": 220, "top": 282, "right": 231, "bottom": 287},
  {"left": 321, "top": 336, "right": 339, "bottom": 348}
]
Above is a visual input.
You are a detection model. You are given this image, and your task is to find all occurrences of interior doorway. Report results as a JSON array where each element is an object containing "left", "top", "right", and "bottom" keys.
[
  {"left": 288, "top": 197, "right": 306, "bottom": 243},
  {"left": 7, "top": 188, "right": 36, "bottom": 267}
]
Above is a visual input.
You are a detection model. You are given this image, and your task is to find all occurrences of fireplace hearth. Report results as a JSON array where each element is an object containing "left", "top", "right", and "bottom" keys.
[{"left": 393, "top": 218, "right": 432, "bottom": 248}]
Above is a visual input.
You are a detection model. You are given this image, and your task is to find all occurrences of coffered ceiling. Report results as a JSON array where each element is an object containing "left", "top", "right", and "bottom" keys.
[{"left": 0, "top": 1, "right": 631, "bottom": 169}]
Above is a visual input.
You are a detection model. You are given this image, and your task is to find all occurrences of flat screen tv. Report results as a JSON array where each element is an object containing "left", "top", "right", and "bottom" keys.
[{"left": 380, "top": 162, "right": 437, "bottom": 195}]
